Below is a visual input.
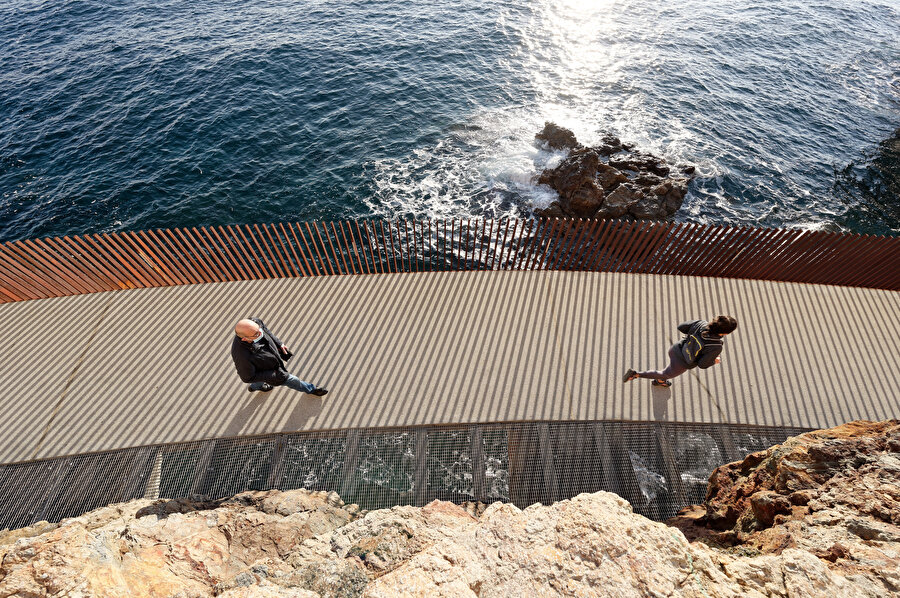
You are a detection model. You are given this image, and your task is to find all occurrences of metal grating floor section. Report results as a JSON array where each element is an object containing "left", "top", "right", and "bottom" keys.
[{"left": 0, "top": 420, "right": 811, "bottom": 530}]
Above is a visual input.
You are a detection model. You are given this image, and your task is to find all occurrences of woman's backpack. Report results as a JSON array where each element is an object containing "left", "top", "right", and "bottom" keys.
[{"left": 680, "top": 321, "right": 722, "bottom": 365}]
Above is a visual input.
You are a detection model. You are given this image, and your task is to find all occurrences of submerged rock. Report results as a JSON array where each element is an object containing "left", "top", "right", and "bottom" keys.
[{"left": 534, "top": 122, "right": 693, "bottom": 219}]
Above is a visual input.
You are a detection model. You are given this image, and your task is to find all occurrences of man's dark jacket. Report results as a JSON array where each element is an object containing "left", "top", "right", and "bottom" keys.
[{"left": 231, "top": 318, "right": 291, "bottom": 385}]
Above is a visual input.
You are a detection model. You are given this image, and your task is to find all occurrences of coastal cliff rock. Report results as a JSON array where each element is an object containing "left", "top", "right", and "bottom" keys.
[
  {"left": 1, "top": 421, "right": 898, "bottom": 597},
  {"left": 535, "top": 122, "right": 693, "bottom": 219},
  {"left": 669, "top": 420, "right": 900, "bottom": 593}
]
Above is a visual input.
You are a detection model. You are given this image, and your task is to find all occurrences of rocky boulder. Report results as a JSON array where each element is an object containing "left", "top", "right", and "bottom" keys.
[
  {"left": 669, "top": 420, "right": 900, "bottom": 593},
  {"left": 534, "top": 122, "right": 693, "bottom": 219}
]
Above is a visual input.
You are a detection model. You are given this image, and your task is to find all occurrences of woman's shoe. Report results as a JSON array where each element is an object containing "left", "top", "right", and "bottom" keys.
[{"left": 651, "top": 379, "right": 672, "bottom": 388}]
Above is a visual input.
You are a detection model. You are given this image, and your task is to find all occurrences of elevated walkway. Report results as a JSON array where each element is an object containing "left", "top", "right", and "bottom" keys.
[
  {"left": 0, "top": 218, "right": 898, "bottom": 530},
  {"left": 1, "top": 268, "right": 897, "bottom": 464}
]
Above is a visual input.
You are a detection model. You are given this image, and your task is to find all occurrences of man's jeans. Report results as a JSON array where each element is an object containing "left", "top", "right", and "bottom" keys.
[{"left": 249, "top": 375, "right": 315, "bottom": 393}]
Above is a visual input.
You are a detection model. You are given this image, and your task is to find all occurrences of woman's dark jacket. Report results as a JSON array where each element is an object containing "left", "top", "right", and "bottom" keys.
[{"left": 231, "top": 318, "right": 290, "bottom": 385}]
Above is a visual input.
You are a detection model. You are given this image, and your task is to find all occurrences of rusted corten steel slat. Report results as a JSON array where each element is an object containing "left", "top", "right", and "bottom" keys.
[
  {"left": 748, "top": 228, "right": 804, "bottom": 280},
  {"left": 827, "top": 234, "right": 890, "bottom": 287},
  {"left": 155, "top": 229, "right": 201, "bottom": 284},
  {"left": 97, "top": 233, "right": 154, "bottom": 288},
  {"left": 118, "top": 233, "right": 172, "bottom": 288},
  {"left": 540, "top": 218, "right": 563, "bottom": 270},
  {"left": 1, "top": 243, "right": 69, "bottom": 298},
  {"left": 33, "top": 237, "right": 102, "bottom": 294},
  {"left": 200, "top": 227, "right": 240, "bottom": 281},
  {"left": 566, "top": 218, "right": 589, "bottom": 270},
  {"left": 566, "top": 219, "right": 591, "bottom": 270},
  {"left": 382, "top": 221, "right": 395, "bottom": 274},
  {"left": 757, "top": 230, "right": 819, "bottom": 282},
  {"left": 585, "top": 219, "right": 617, "bottom": 272},
  {"left": 809, "top": 234, "right": 877, "bottom": 287},
  {"left": 62, "top": 235, "right": 128, "bottom": 291},
  {"left": 476, "top": 220, "right": 487, "bottom": 267},
  {"left": 354, "top": 221, "right": 372, "bottom": 275},
  {"left": 0, "top": 246, "right": 44, "bottom": 300},
  {"left": 169, "top": 229, "right": 213, "bottom": 284},
  {"left": 570, "top": 219, "right": 600, "bottom": 271},
  {"left": 242, "top": 225, "right": 276, "bottom": 279},
  {"left": 554, "top": 218, "right": 578, "bottom": 270},
  {"left": 348, "top": 221, "right": 365, "bottom": 275},
  {"left": 666, "top": 223, "right": 704, "bottom": 275},
  {"left": 260, "top": 224, "right": 291, "bottom": 278},
  {"left": 71, "top": 235, "right": 135, "bottom": 290},
  {"left": 181, "top": 228, "right": 224, "bottom": 283},
  {"left": 213, "top": 226, "right": 253, "bottom": 280},
  {"left": 306, "top": 222, "right": 331, "bottom": 276},
  {"left": 692, "top": 226, "right": 738, "bottom": 277},
  {"left": 850, "top": 236, "right": 900, "bottom": 289},
  {"left": 631, "top": 221, "right": 670, "bottom": 273},
  {"left": 645, "top": 222, "right": 684, "bottom": 275},
  {"left": 834, "top": 234, "right": 888, "bottom": 288},
  {"left": 108, "top": 232, "right": 168, "bottom": 288},
  {"left": 726, "top": 227, "right": 780, "bottom": 280},
  {"left": 497, "top": 218, "right": 509, "bottom": 270},
  {"left": 4, "top": 242, "right": 77, "bottom": 297},
  {"left": 2, "top": 220, "right": 898, "bottom": 302},
  {"left": 643, "top": 221, "right": 682, "bottom": 274},
  {"left": 36, "top": 237, "right": 100, "bottom": 293},
  {"left": 766, "top": 229, "right": 815, "bottom": 281},
  {"left": 706, "top": 226, "right": 757, "bottom": 278},
  {"left": 741, "top": 228, "right": 798, "bottom": 281},
  {"left": 777, "top": 230, "right": 842, "bottom": 285},
  {"left": 229, "top": 225, "right": 265, "bottom": 279},
  {"left": 292, "top": 223, "right": 320, "bottom": 277},
  {"left": 604, "top": 221, "right": 635, "bottom": 273},
  {"left": 487, "top": 218, "right": 499, "bottom": 270},
  {"left": 280, "top": 223, "right": 307, "bottom": 277},
  {"left": 512, "top": 218, "right": 528, "bottom": 270},
  {"left": 17, "top": 240, "right": 88, "bottom": 296},
  {"left": 618, "top": 221, "right": 651, "bottom": 273},
  {"left": 329, "top": 222, "right": 348, "bottom": 275},
  {"left": 550, "top": 219, "right": 576, "bottom": 271},
  {"left": 672, "top": 223, "right": 720, "bottom": 276}
]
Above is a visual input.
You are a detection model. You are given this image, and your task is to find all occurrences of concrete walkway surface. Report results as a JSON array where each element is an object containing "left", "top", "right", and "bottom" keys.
[{"left": 0, "top": 270, "right": 897, "bottom": 464}]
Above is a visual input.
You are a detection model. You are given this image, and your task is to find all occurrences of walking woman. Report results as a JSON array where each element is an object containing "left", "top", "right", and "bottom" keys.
[{"left": 623, "top": 315, "right": 737, "bottom": 387}]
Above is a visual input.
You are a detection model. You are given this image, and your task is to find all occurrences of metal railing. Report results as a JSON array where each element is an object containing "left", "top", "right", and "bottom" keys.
[
  {"left": 0, "top": 420, "right": 811, "bottom": 530},
  {"left": 1, "top": 219, "right": 897, "bottom": 302}
]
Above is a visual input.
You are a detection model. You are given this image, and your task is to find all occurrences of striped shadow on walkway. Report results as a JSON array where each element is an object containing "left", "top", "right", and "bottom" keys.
[{"left": 0, "top": 270, "right": 897, "bottom": 465}]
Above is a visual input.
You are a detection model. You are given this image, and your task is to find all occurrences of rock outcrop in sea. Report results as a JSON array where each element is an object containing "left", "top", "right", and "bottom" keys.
[
  {"left": 534, "top": 122, "right": 694, "bottom": 219},
  {"left": 1, "top": 421, "right": 898, "bottom": 597}
]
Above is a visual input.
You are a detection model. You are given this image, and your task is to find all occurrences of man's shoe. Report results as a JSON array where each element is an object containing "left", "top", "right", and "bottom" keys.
[
  {"left": 623, "top": 369, "right": 638, "bottom": 383},
  {"left": 310, "top": 387, "right": 328, "bottom": 396},
  {"left": 249, "top": 383, "right": 274, "bottom": 393},
  {"left": 651, "top": 379, "right": 672, "bottom": 388}
]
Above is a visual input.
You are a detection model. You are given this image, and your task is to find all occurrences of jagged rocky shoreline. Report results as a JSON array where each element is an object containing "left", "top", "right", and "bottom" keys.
[
  {"left": 1, "top": 420, "right": 898, "bottom": 597},
  {"left": 534, "top": 122, "right": 695, "bottom": 220}
]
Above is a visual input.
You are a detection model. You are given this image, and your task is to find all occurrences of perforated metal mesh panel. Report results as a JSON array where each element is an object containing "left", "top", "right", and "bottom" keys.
[{"left": 0, "top": 421, "right": 811, "bottom": 530}]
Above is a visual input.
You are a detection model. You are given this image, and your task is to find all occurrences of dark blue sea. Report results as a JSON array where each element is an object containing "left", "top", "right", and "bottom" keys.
[{"left": 1, "top": 0, "right": 899, "bottom": 243}]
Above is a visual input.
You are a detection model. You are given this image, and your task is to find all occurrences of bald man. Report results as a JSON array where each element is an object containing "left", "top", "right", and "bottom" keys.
[{"left": 231, "top": 318, "right": 328, "bottom": 396}]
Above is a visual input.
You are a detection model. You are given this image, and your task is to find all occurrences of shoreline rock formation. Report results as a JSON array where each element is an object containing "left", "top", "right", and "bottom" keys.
[
  {"left": 1, "top": 421, "right": 898, "bottom": 597},
  {"left": 534, "top": 122, "right": 694, "bottom": 220}
]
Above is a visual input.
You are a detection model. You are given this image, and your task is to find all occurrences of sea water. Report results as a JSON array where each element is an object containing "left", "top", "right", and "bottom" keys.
[{"left": 1, "top": 0, "right": 898, "bottom": 242}]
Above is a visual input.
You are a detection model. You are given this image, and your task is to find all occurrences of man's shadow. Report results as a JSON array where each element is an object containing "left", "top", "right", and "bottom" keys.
[{"left": 223, "top": 390, "right": 327, "bottom": 437}]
